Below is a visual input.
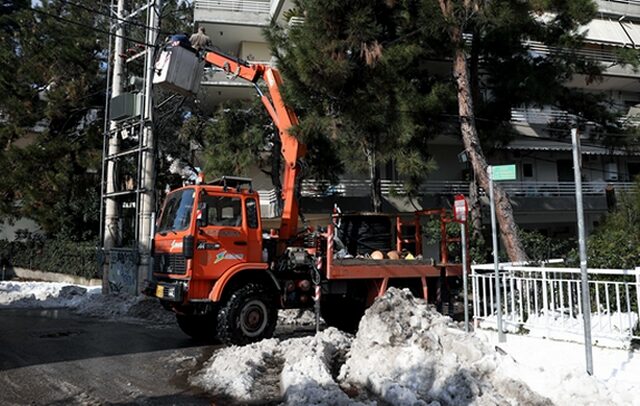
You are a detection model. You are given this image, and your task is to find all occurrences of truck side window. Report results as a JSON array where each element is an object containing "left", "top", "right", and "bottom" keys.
[
  {"left": 246, "top": 198, "right": 258, "bottom": 229},
  {"left": 205, "top": 195, "right": 242, "bottom": 227}
]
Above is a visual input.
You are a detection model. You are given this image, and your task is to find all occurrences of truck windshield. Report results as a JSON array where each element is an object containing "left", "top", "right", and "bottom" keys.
[{"left": 157, "top": 189, "right": 195, "bottom": 234}]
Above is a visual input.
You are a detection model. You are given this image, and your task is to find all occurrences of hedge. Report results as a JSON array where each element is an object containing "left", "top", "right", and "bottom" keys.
[{"left": 0, "top": 239, "right": 100, "bottom": 280}]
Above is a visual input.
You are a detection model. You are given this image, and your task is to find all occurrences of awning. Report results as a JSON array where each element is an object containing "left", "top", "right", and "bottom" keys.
[
  {"left": 498, "top": 137, "right": 640, "bottom": 156},
  {"left": 621, "top": 21, "right": 640, "bottom": 46},
  {"left": 578, "top": 19, "right": 631, "bottom": 46}
]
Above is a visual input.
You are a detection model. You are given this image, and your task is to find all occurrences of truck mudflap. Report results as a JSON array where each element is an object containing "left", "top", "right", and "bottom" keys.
[{"left": 143, "top": 280, "right": 185, "bottom": 302}]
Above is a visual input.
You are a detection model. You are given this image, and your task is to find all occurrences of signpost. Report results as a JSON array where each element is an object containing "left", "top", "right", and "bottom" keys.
[
  {"left": 453, "top": 194, "right": 469, "bottom": 332},
  {"left": 488, "top": 164, "right": 516, "bottom": 343}
]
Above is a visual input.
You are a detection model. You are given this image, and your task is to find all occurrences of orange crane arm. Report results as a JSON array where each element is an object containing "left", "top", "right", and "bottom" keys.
[{"left": 202, "top": 51, "right": 307, "bottom": 245}]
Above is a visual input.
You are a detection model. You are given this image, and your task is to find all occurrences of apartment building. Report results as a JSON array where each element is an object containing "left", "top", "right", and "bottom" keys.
[{"left": 193, "top": 0, "right": 640, "bottom": 236}]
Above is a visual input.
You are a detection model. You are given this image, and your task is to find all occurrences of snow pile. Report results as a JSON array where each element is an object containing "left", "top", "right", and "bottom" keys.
[
  {"left": 0, "top": 281, "right": 172, "bottom": 323},
  {"left": 0, "top": 281, "right": 100, "bottom": 308},
  {"left": 74, "top": 291, "right": 174, "bottom": 323},
  {"left": 339, "top": 288, "right": 550, "bottom": 405},
  {"left": 193, "top": 288, "right": 552, "bottom": 405},
  {"left": 279, "top": 328, "right": 356, "bottom": 405},
  {"left": 191, "top": 328, "right": 356, "bottom": 405}
]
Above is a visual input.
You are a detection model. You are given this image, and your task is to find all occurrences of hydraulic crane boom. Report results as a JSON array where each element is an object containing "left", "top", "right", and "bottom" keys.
[{"left": 202, "top": 51, "right": 307, "bottom": 246}]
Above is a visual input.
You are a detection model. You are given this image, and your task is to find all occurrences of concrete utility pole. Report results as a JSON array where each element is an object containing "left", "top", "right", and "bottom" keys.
[
  {"left": 137, "top": 0, "right": 162, "bottom": 289},
  {"left": 572, "top": 128, "right": 594, "bottom": 375},
  {"left": 103, "top": 0, "right": 126, "bottom": 292}
]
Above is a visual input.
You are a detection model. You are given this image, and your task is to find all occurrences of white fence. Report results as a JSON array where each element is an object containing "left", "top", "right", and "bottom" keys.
[{"left": 471, "top": 263, "right": 640, "bottom": 347}]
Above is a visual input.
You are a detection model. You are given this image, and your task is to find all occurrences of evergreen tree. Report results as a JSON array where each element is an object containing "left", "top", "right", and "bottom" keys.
[
  {"left": 429, "top": 0, "right": 600, "bottom": 261},
  {"left": 266, "top": 0, "right": 445, "bottom": 211},
  {"left": 0, "top": 0, "right": 109, "bottom": 240}
]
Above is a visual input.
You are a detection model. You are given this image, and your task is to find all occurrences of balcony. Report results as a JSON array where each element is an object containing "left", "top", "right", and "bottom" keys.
[
  {"left": 194, "top": 0, "right": 270, "bottom": 24},
  {"left": 295, "top": 179, "right": 636, "bottom": 198},
  {"left": 597, "top": 0, "right": 640, "bottom": 18},
  {"left": 194, "top": 1, "right": 271, "bottom": 56},
  {"left": 527, "top": 40, "right": 640, "bottom": 84},
  {"left": 510, "top": 107, "right": 640, "bottom": 131}
]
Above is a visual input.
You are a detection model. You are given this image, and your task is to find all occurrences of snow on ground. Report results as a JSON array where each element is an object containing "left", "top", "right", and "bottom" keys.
[
  {"left": 3, "top": 281, "right": 639, "bottom": 405},
  {"left": 481, "top": 329, "right": 640, "bottom": 406},
  {"left": 193, "top": 288, "right": 640, "bottom": 406},
  {"left": 0, "top": 281, "right": 173, "bottom": 323},
  {"left": 191, "top": 328, "right": 358, "bottom": 405},
  {"left": 480, "top": 309, "right": 638, "bottom": 349}
]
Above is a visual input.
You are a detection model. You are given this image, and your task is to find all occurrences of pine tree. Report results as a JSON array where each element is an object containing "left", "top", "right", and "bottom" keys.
[
  {"left": 432, "top": 0, "right": 601, "bottom": 261},
  {"left": 266, "top": 0, "right": 444, "bottom": 211},
  {"left": 0, "top": 0, "right": 109, "bottom": 240}
]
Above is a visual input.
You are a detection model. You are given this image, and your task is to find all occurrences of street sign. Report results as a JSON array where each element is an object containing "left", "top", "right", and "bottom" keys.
[
  {"left": 490, "top": 164, "right": 516, "bottom": 181},
  {"left": 453, "top": 194, "right": 468, "bottom": 223}
]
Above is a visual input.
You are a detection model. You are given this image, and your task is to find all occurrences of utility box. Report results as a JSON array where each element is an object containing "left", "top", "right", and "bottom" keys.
[
  {"left": 110, "top": 92, "right": 143, "bottom": 121},
  {"left": 153, "top": 46, "right": 204, "bottom": 95}
]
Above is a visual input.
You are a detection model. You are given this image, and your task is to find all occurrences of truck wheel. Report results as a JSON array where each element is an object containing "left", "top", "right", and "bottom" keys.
[
  {"left": 217, "top": 283, "right": 277, "bottom": 345},
  {"left": 176, "top": 313, "right": 218, "bottom": 342}
]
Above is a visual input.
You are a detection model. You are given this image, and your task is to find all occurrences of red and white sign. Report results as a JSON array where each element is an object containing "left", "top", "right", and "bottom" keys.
[{"left": 454, "top": 194, "right": 468, "bottom": 223}]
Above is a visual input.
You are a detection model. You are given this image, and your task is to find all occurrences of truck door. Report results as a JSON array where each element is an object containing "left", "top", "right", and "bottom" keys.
[{"left": 194, "top": 193, "right": 247, "bottom": 279}]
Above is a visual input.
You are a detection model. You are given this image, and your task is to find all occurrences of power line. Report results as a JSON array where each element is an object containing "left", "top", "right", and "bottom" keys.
[
  {"left": 27, "top": 6, "right": 155, "bottom": 48},
  {"left": 61, "top": 0, "right": 173, "bottom": 37}
]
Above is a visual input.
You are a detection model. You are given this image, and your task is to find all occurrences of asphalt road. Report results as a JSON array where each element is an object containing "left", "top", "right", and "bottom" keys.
[{"left": 0, "top": 308, "right": 219, "bottom": 405}]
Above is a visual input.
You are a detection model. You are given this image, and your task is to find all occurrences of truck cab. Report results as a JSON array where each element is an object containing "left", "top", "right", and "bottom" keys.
[{"left": 151, "top": 177, "right": 266, "bottom": 305}]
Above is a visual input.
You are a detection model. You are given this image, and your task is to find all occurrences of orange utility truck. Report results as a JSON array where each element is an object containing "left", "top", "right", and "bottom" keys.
[{"left": 145, "top": 43, "right": 463, "bottom": 344}]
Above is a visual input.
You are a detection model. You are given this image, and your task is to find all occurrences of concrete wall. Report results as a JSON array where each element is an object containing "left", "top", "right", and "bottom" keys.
[
  {"left": 238, "top": 41, "right": 271, "bottom": 61},
  {"left": 4, "top": 266, "right": 101, "bottom": 286}
]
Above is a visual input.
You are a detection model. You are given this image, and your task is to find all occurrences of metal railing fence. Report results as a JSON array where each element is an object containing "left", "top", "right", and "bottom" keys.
[
  {"left": 296, "top": 179, "right": 635, "bottom": 198},
  {"left": 471, "top": 263, "right": 640, "bottom": 347}
]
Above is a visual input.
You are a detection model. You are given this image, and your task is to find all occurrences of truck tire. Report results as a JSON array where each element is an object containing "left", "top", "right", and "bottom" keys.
[
  {"left": 176, "top": 313, "right": 218, "bottom": 342},
  {"left": 216, "top": 283, "right": 277, "bottom": 345}
]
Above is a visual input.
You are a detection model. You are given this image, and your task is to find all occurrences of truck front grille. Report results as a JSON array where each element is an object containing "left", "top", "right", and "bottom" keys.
[{"left": 153, "top": 253, "right": 187, "bottom": 275}]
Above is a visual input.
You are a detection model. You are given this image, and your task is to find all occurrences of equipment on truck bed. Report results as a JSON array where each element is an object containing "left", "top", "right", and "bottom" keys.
[{"left": 145, "top": 40, "right": 464, "bottom": 345}]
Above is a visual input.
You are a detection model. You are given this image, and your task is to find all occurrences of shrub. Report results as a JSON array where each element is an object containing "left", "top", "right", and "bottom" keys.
[{"left": 0, "top": 237, "right": 99, "bottom": 280}]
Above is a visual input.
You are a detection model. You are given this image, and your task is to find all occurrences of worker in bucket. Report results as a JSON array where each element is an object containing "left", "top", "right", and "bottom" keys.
[{"left": 190, "top": 26, "right": 212, "bottom": 52}]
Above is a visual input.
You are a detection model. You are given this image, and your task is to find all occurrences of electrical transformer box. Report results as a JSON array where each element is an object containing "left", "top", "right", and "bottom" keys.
[
  {"left": 110, "top": 93, "right": 142, "bottom": 121},
  {"left": 153, "top": 46, "right": 204, "bottom": 95}
]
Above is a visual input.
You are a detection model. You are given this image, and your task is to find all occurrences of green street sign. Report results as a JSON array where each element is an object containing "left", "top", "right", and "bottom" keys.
[{"left": 490, "top": 164, "right": 516, "bottom": 181}]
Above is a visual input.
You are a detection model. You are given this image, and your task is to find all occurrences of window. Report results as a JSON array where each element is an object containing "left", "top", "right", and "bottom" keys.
[
  {"left": 157, "top": 189, "right": 195, "bottom": 233},
  {"left": 205, "top": 195, "right": 242, "bottom": 227},
  {"left": 245, "top": 198, "right": 258, "bottom": 229},
  {"left": 523, "top": 163, "right": 534, "bottom": 178}
]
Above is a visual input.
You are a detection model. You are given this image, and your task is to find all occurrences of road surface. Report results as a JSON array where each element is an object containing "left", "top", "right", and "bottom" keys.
[{"left": 0, "top": 308, "right": 217, "bottom": 405}]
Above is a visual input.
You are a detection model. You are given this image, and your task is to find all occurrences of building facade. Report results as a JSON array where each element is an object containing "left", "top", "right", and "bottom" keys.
[{"left": 192, "top": 0, "right": 640, "bottom": 237}]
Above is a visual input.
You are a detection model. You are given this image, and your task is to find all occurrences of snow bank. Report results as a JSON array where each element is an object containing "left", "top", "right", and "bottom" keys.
[
  {"left": 191, "top": 328, "right": 357, "bottom": 405},
  {"left": 193, "top": 288, "right": 552, "bottom": 405},
  {"left": 0, "top": 281, "right": 100, "bottom": 308},
  {"left": 484, "top": 330, "right": 640, "bottom": 406},
  {"left": 339, "top": 288, "right": 550, "bottom": 405},
  {"left": 0, "top": 281, "right": 172, "bottom": 323}
]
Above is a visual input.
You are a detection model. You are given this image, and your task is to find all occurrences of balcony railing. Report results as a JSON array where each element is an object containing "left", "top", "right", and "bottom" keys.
[
  {"left": 195, "top": 0, "right": 270, "bottom": 15},
  {"left": 526, "top": 41, "right": 621, "bottom": 63},
  {"left": 510, "top": 107, "right": 640, "bottom": 128},
  {"left": 295, "top": 179, "right": 636, "bottom": 198}
]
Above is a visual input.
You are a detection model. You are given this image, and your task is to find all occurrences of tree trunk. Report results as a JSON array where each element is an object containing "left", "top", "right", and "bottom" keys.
[
  {"left": 436, "top": 0, "right": 527, "bottom": 262},
  {"left": 452, "top": 46, "right": 527, "bottom": 262},
  {"left": 468, "top": 176, "right": 483, "bottom": 241},
  {"left": 366, "top": 147, "right": 382, "bottom": 212}
]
